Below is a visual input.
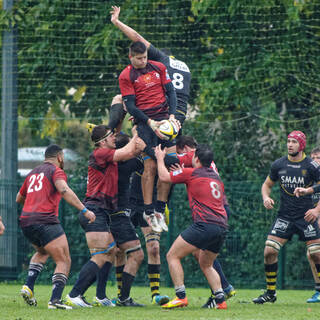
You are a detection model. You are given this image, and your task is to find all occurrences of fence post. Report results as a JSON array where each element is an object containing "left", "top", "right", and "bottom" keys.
[
  {"left": 0, "top": 0, "right": 19, "bottom": 278},
  {"left": 278, "top": 246, "right": 286, "bottom": 289}
]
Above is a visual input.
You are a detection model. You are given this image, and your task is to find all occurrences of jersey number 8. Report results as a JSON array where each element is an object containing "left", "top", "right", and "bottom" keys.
[
  {"left": 210, "top": 181, "right": 221, "bottom": 199},
  {"left": 172, "top": 72, "right": 184, "bottom": 90}
]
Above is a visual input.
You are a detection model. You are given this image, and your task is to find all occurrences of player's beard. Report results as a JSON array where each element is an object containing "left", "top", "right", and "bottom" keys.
[{"left": 59, "top": 160, "right": 64, "bottom": 169}]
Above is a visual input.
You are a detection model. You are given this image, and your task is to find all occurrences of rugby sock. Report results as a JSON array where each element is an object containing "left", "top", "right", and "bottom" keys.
[
  {"left": 144, "top": 204, "right": 154, "bottom": 216},
  {"left": 155, "top": 200, "right": 166, "bottom": 214},
  {"left": 315, "top": 264, "right": 320, "bottom": 291},
  {"left": 96, "top": 261, "right": 112, "bottom": 300},
  {"left": 214, "top": 288, "right": 225, "bottom": 304},
  {"left": 50, "top": 273, "right": 68, "bottom": 302},
  {"left": 25, "top": 262, "right": 43, "bottom": 292},
  {"left": 148, "top": 264, "right": 160, "bottom": 298},
  {"left": 119, "top": 272, "right": 135, "bottom": 301},
  {"left": 175, "top": 285, "right": 186, "bottom": 299},
  {"left": 265, "top": 262, "right": 277, "bottom": 295},
  {"left": 69, "top": 260, "right": 99, "bottom": 298},
  {"left": 213, "top": 259, "right": 230, "bottom": 290},
  {"left": 116, "top": 265, "right": 124, "bottom": 297}
]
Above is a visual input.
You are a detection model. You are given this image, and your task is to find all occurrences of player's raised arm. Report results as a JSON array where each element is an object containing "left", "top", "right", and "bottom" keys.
[{"left": 110, "top": 6, "right": 151, "bottom": 49}]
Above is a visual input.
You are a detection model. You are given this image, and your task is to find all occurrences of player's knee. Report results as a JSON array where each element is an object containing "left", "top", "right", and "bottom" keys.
[
  {"left": 147, "top": 241, "right": 160, "bottom": 258},
  {"left": 307, "top": 243, "right": 320, "bottom": 264},
  {"left": 127, "top": 247, "right": 144, "bottom": 265}
]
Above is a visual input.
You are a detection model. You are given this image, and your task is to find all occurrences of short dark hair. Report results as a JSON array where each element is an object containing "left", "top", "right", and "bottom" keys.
[
  {"left": 311, "top": 147, "right": 320, "bottom": 155},
  {"left": 115, "top": 133, "right": 130, "bottom": 149},
  {"left": 45, "top": 144, "right": 63, "bottom": 159},
  {"left": 176, "top": 135, "right": 198, "bottom": 150},
  {"left": 129, "top": 41, "right": 147, "bottom": 56},
  {"left": 195, "top": 144, "right": 214, "bottom": 167},
  {"left": 91, "top": 125, "right": 112, "bottom": 146}
]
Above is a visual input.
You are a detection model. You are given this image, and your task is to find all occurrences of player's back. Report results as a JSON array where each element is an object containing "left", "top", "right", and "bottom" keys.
[
  {"left": 148, "top": 44, "right": 191, "bottom": 105},
  {"left": 19, "top": 162, "right": 66, "bottom": 227}
]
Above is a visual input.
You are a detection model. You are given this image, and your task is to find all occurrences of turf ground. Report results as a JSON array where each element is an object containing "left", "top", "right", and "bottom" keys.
[{"left": 0, "top": 284, "right": 319, "bottom": 320}]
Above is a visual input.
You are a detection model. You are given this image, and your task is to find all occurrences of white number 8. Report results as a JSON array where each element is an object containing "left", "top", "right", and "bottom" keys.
[
  {"left": 172, "top": 72, "right": 184, "bottom": 90},
  {"left": 210, "top": 181, "right": 221, "bottom": 199}
]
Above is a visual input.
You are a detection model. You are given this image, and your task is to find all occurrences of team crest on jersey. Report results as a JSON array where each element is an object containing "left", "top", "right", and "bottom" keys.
[
  {"left": 143, "top": 74, "right": 152, "bottom": 83},
  {"left": 301, "top": 169, "right": 307, "bottom": 176}
]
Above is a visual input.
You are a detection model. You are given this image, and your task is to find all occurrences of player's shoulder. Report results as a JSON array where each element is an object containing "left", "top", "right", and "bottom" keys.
[
  {"left": 148, "top": 60, "right": 166, "bottom": 69},
  {"left": 305, "top": 156, "right": 320, "bottom": 170},
  {"left": 168, "top": 56, "right": 190, "bottom": 73},
  {"left": 272, "top": 155, "right": 288, "bottom": 167},
  {"left": 119, "top": 65, "right": 133, "bottom": 78}
]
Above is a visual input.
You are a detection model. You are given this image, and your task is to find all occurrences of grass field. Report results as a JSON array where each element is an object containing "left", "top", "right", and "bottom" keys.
[{"left": 1, "top": 284, "right": 319, "bottom": 320}]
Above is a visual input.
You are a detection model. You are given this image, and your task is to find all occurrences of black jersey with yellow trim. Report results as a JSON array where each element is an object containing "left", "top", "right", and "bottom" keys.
[
  {"left": 268, "top": 154, "right": 320, "bottom": 219},
  {"left": 148, "top": 45, "right": 191, "bottom": 111}
]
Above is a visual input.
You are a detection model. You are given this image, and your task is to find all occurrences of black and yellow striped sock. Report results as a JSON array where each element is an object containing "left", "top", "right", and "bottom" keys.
[
  {"left": 148, "top": 264, "right": 160, "bottom": 298},
  {"left": 315, "top": 264, "right": 320, "bottom": 291},
  {"left": 265, "top": 262, "right": 277, "bottom": 295},
  {"left": 116, "top": 265, "right": 124, "bottom": 298}
]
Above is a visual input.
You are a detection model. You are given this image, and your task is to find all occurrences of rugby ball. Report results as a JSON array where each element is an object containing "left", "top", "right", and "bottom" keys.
[{"left": 158, "top": 120, "right": 179, "bottom": 141}]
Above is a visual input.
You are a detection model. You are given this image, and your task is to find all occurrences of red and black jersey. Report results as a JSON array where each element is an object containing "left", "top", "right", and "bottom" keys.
[
  {"left": 119, "top": 60, "right": 171, "bottom": 120},
  {"left": 84, "top": 147, "right": 118, "bottom": 211},
  {"left": 19, "top": 162, "right": 67, "bottom": 227},
  {"left": 170, "top": 166, "right": 228, "bottom": 228}
]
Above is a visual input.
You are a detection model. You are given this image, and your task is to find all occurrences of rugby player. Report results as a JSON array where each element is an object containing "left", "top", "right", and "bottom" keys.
[
  {"left": 17, "top": 144, "right": 95, "bottom": 309},
  {"left": 253, "top": 131, "right": 320, "bottom": 304},
  {"left": 155, "top": 144, "right": 228, "bottom": 310},
  {"left": 118, "top": 40, "right": 178, "bottom": 233},
  {"left": 65, "top": 125, "right": 145, "bottom": 307},
  {"left": 296, "top": 146, "right": 320, "bottom": 303}
]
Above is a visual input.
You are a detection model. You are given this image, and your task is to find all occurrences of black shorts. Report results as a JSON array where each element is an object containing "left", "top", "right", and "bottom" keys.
[
  {"left": 269, "top": 216, "right": 320, "bottom": 241},
  {"left": 21, "top": 223, "right": 65, "bottom": 247},
  {"left": 137, "top": 122, "right": 175, "bottom": 150},
  {"left": 181, "top": 222, "right": 227, "bottom": 254},
  {"left": 109, "top": 209, "right": 139, "bottom": 245},
  {"left": 79, "top": 204, "right": 111, "bottom": 233},
  {"left": 129, "top": 198, "right": 149, "bottom": 228}
]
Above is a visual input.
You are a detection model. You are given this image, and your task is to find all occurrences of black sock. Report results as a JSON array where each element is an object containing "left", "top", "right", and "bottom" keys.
[
  {"left": 50, "top": 273, "right": 68, "bottom": 302},
  {"left": 119, "top": 272, "right": 135, "bottom": 301},
  {"left": 214, "top": 289, "right": 225, "bottom": 304},
  {"left": 175, "top": 285, "right": 186, "bottom": 299},
  {"left": 96, "top": 261, "right": 112, "bottom": 300},
  {"left": 144, "top": 204, "right": 154, "bottom": 215},
  {"left": 155, "top": 200, "right": 166, "bottom": 214},
  {"left": 213, "top": 259, "right": 229, "bottom": 290},
  {"left": 69, "top": 260, "right": 99, "bottom": 298},
  {"left": 265, "top": 262, "right": 277, "bottom": 295},
  {"left": 25, "top": 263, "right": 43, "bottom": 292}
]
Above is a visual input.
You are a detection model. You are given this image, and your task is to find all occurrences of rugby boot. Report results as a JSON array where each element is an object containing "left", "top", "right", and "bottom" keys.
[
  {"left": 143, "top": 212, "right": 162, "bottom": 233},
  {"left": 20, "top": 285, "right": 37, "bottom": 306},
  {"left": 152, "top": 294, "right": 170, "bottom": 305},
  {"left": 92, "top": 296, "right": 115, "bottom": 307},
  {"left": 48, "top": 299, "right": 72, "bottom": 310},
  {"left": 65, "top": 294, "right": 92, "bottom": 307},
  {"left": 201, "top": 295, "right": 216, "bottom": 308},
  {"left": 253, "top": 292, "right": 277, "bottom": 304},
  {"left": 116, "top": 297, "right": 144, "bottom": 307},
  {"left": 155, "top": 212, "right": 168, "bottom": 232},
  {"left": 307, "top": 291, "right": 320, "bottom": 303},
  {"left": 162, "top": 296, "right": 188, "bottom": 309},
  {"left": 224, "top": 284, "right": 236, "bottom": 300},
  {"left": 215, "top": 300, "right": 227, "bottom": 309}
]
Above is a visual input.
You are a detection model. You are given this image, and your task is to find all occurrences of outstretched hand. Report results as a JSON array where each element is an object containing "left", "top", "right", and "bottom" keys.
[{"left": 110, "top": 6, "right": 120, "bottom": 23}]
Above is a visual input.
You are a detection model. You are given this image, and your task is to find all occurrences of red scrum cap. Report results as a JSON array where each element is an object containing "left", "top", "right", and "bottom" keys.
[{"left": 288, "top": 130, "right": 306, "bottom": 152}]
